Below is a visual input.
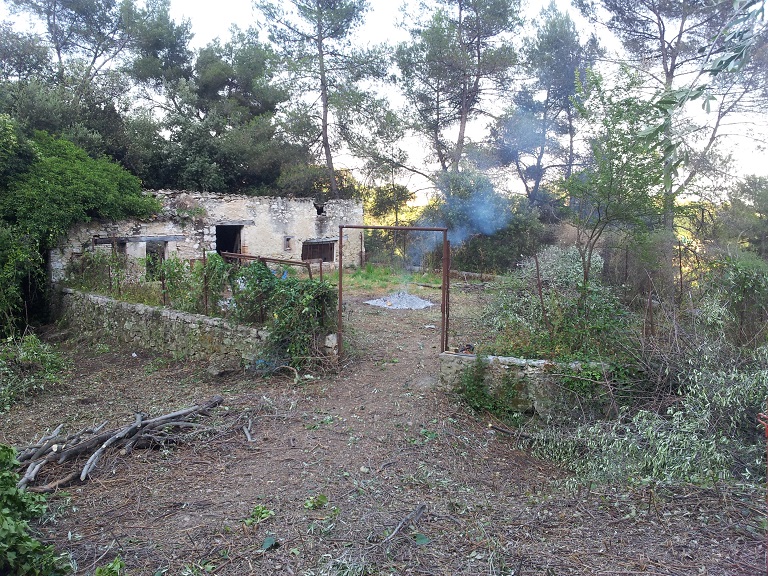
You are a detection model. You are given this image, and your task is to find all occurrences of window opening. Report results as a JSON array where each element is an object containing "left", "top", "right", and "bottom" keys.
[{"left": 302, "top": 241, "right": 334, "bottom": 262}]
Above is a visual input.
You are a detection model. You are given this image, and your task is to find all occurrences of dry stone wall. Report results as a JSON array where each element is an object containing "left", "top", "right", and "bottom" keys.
[
  {"left": 440, "top": 352, "right": 607, "bottom": 418},
  {"left": 60, "top": 289, "right": 267, "bottom": 369}
]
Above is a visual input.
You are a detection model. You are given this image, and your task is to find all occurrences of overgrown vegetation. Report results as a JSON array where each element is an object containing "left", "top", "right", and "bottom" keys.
[
  {"left": 464, "top": 245, "right": 768, "bottom": 488},
  {"left": 0, "top": 115, "right": 159, "bottom": 335},
  {"left": 65, "top": 255, "right": 336, "bottom": 368},
  {"left": 0, "top": 444, "right": 70, "bottom": 575},
  {"left": 0, "top": 334, "right": 67, "bottom": 413},
  {"left": 482, "top": 246, "right": 634, "bottom": 361}
]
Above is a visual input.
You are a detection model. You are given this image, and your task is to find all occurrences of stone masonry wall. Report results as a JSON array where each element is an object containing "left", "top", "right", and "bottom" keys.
[
  {"left": 440, "top": 352, "right": 607, "bottom": 418},
  {"left": 50, "top": 191, "right": 364, "bottom": 283},
  {"left": 60, "top": 289, "right": 267, "bottom": 368}
]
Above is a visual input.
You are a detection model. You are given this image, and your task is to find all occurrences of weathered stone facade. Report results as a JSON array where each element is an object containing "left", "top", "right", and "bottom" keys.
[
  {"left": 60, "top": 289, "right": 268, "bottom": 369},
  {"left": 50, "top": 190, "right": 364, "bottom": 282}
]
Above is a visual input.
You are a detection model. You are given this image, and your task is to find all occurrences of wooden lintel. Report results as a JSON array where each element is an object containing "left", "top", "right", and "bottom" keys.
[{"left": 216, "top": 221, "right": 254, "bottom": 226}]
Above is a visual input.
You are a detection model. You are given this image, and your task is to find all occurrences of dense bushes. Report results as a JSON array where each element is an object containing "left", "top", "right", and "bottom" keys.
[
  {"left": 0, "top": 334, "right": 67, "bottom": 413},
  {"left": 0, "top": 116, "right": 159, "bottom": 335},
  {"left": 0, "top": 445, "right": 70, "bottom": 575},
  {"left": 65, "top": 255, "right": 337, "bottom": 368},
  {"left": 472, "top": 245, "right": 767, "bottom": 488},
  {"left": 481, "top": 246, "right": 634, "bottom": 360}
]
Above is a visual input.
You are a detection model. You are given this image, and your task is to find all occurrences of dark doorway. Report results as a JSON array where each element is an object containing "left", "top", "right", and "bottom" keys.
[
  {"left": 216, "top": 225, "right": 242, "bottom": 254},
  {"left": 302, "top": 241, "right": 335, "bottom": 262},
  {"left": 145, "top": 241, "right": 167, "bottom": 280}
]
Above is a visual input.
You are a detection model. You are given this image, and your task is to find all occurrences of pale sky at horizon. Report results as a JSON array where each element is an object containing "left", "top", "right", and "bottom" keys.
[
  {"left": 1, "top": 0, "right": 764, "bottom": 178},
  {"left": 169, "top": 0, "right": 410, "bottom": 48}
]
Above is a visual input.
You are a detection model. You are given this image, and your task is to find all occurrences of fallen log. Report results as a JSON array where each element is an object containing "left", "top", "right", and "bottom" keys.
[{"left": 15, "top": 395, "right": 223, "bottom": 493}]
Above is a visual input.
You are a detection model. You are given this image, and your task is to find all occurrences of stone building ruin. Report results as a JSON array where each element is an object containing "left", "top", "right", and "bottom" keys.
[{"left": 50, "top": 190, "right": 365, "bottom": 282}]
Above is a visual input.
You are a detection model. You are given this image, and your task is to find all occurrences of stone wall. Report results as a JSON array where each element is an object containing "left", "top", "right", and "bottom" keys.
[
  {"left": 440, "top": 352, "right": 607, "bottom": 418},
  {"left": 60, "top": 289, "right": 268, "bottom": 370}
]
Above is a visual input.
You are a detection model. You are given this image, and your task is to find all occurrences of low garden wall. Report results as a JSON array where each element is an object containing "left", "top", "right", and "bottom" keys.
[
  {"left": 58, "top": 289, "right": 268, "bottom": 371},
  {"left": 440, "top": 352, "right": 608, "bottom": 418}
]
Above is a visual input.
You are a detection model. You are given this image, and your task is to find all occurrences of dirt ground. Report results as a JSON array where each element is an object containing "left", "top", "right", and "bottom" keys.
[{"left": 2, "top": 284, "right": 765, "bottom": 575}]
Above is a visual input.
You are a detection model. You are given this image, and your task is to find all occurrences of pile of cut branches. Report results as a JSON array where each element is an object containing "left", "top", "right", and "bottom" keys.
[{"left": 15, "top": 395, "right": 223, "bottom": 493}]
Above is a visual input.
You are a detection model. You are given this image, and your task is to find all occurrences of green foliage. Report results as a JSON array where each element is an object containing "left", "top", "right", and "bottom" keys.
[
  {"left": 532, "top": 362, "right": 767, "bottom": 487},
  {"left": 721, "top": 175, "right": 768, "bottom": 258},
  {"left": 157, "top": 254, "right": 229, "bottom": 315},
  {"left": 65, "top": 249, "right": 129, "bottom": 296},
  {"left": 303, "top": 493, "right": 328, "bottom": 510},
  {"left": 264, "top": 276, "right": 337, "bottom": 368},
  {"left": 0, "top": 444, "right": 70, "bottom": 575},
  {"left": 0, "top": 227, "right": 42, "bottom": 334},
  {"left": 94, "top": 556, "right": 125, "bottom": 576},
  {"left": 256, "top": 0, "right": 384, "bottom": 200},
  {"left": 229, "top": 261, "right": 278, "bottom": 324},
  {"left": 483, "top": 247, "right": 634, "bottom": 360},
  {"left": 242, "top": 504, "right": 275, "bottom": 527},
  {"left": 367, "top": 184, "right": 414, "bottom": 222},
  {"left": 0, "top": 334, "right": 67, "bottom": 413},
  {"left": 0, "top": 120, "right": 159, "bottom": 331},
  {"left": 562, "top": 69, "right": 662, "bottom": 286},
  {"left": 3, "top": 132, "right": 158, "bottom": 250},
  {"left": 489, "top": 4, "right": 601, "bottom": 199},
  {"left": 0, "top": 113, "right": 38, "bottom": 187},
  {"left": 450, "top": 196, "right": 546, "bottom": 273},
  {"left": 396, "top": 0, "right": 521, "bottom": 173},
  {"left": 703, "top": 252, "right": 768, "bottom": 346},
  {"left": 68, "top": 255, "right": 336, "bottom": 366}
]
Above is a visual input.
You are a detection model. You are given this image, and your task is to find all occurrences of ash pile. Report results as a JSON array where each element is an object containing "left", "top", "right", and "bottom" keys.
[{"left": 364, "top": 291, "right": 435, "bottom": 310}]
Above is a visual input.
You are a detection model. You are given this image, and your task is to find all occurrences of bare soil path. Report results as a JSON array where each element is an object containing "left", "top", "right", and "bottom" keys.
[{"left": 2, "top": 286, "right": 764, "bottom": 575}]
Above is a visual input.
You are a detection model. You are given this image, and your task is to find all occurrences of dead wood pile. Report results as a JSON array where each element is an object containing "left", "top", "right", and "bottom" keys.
[{"left": 15, "top": 395, "right": 223, "bottom": 493}]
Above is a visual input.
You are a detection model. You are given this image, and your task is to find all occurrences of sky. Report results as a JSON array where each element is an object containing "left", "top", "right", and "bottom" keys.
[
  {"left": 1, "top": 0, "right": 764, "bottom": 178},
  {"left": 169, "top": 0, "right": 411, "bottom": 49},
  {"left": 166, "top": 0, "right": 766, "bottom": 181}
]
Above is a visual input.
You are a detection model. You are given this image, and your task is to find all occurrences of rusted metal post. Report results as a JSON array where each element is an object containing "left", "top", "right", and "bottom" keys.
[
  {"left": 337, "top": 226, "right": 344, "bottom": 356},
  {"left": 443, "top": 236, "right": 450, "bottom": 352},
  {"left": 202, "top": 248, "right": 208, "bottom": 316}
]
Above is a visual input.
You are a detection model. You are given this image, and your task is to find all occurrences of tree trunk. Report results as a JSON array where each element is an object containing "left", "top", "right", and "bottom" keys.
[{"left": 316, "top": 29, "right": 339, "bottom": 199}]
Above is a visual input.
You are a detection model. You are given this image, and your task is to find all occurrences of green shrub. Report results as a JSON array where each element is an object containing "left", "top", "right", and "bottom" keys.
[
  {"left": 482, "top": 247, "right": 634, "bottom": 360},
  {"left": 0, "top": 334, "right": 67, "bottom": 413},
  {"left": 525, "top": 359, "right": 767, "bottom": 487},
  {"left": 265, "top": 276, "right": 337, "bottom": 368},
  {"left": 0, "top": 228, "right": 42, "bottom": 336},
  {"left": 0, "top": 444, "right": 70, "bottom": 575},
  {"left": 158, "top": 255, "right": 194, "bottom": 310},
  {"left": 702, "top": 252, "right": 768, "bottom": 346},
  {"left": 230, "top": 261, "right": 278, "bottom": 324}
]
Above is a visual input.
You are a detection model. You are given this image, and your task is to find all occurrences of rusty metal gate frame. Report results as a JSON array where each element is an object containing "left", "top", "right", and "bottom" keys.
[{"left": 337, "top": 225, "right": 450, "bottom": 356}]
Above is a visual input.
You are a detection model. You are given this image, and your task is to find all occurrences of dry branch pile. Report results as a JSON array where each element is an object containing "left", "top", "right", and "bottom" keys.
[{"left": 15, "top": 395, "right": 223, "bottom": 493}]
